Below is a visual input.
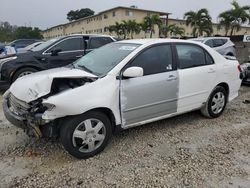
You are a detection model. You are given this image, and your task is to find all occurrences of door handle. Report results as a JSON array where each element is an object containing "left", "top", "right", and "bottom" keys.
[
  {"left": 208, "top": 68, "right": 215, "bottom": 73},
  {"left": 76, "top": 55, "right": 83, "bottom": 58},
  {"left": 166, "top": 75, "right": 177, "bottom": 81}
]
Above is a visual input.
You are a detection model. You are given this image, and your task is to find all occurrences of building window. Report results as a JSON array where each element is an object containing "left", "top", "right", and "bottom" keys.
[
  {"left": 112, "top": 11, "right": 116, "bottom": 17},
  {"left": 125, "top": 10, "right": 133, "bottom": 16},
  {"left": 104, "top": 14, "right": 108, "bottom": 19}
]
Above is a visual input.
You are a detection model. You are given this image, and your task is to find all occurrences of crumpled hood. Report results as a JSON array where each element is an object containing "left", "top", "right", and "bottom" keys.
[{"left": 9, "top": 67, "right": 97, "bottom": 102}]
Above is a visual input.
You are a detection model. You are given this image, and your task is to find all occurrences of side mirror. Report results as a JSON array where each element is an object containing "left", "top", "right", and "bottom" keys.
[
  {"left": 51, "top": 49, "right": 62, "bottom": 56},
  {"left": 123, "top": 66, "right": 143, "bottom": 78}
]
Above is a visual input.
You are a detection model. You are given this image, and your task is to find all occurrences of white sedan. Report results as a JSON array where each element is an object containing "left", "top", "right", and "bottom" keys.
[{"left": 3, "top": 39, "right": 242, "bottom": 159}]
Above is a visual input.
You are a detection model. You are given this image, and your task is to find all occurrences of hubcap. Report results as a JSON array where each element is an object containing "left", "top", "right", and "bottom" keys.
[
  {"left": 211, "top": 92, "right": 225, "bottom": 114},
  {"left": 72, "top": 119, "right": 106, "bottom": 153},
  {"left": 18, "top": 71, "right": 33, "bottom": 78}
]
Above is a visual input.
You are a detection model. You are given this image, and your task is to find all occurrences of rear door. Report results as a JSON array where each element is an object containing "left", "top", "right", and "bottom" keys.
[
  {"left": 120, "top": 44, "right": 179, "bottom": 127},
  {"left": 43, "top": 37, "right": 84, "bottom": 69},
  {"left": 175, "top": 43, "right": 216, "bottom": 113}
]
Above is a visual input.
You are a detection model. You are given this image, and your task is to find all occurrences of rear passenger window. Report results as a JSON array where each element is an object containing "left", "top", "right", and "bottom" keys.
[
  {"left": 205, "top": 52, "right": 214, "bottom": 65},
  {"left": 204, "top": 39, "right": 213, "bottom": 48},
  {"left": 129, "top": 44, "right": 173, "bottom": 76},
  {"left": 213, "top": 39, "right": 224, "bottom": 47},
  {"left": 176, "top": 44, "right": 206, "bottom": 69},
  {"left": 89, "top": 37, "right": 113, "bottom": 49}
]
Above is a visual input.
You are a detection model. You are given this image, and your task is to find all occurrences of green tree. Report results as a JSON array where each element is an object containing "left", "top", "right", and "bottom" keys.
[
  {"left": 67, "top": 8, "right": 95, "bottom": 21},
  {"left": 217, "top": 12, "right": 232, "bottom": 36},
  {"left": 0, "top": 22, "right": 14, "bottom": 42},
  {"left": 0, "top": 21, "right": 42, "bottom": 42},
  {"left": 160, "top": 24, "right": 185, "bottom": 38},
  {"left": 125, "top": 20, "right": 141, "bottom": 39},
  {"left": 184, "top": 8, "right": 213, "bottom": 37},
  {"left": 169, "top": 24, "right": 185, "bottom": 37},
  {"left": 106, "top": 22, "right": 126, "bottom": 39},
  {"left": 218, "top": 0, "right": 250, "bottom": 36},
  {"left": 140, "top": 22, "right": 149, "bottom": 38},
  {"left": 107, "top": 20, "right": 141, "bottom": 39},
  {"left": 14, "top": 27, "right": 43, "bottom": 39},
  {"left": 143, "top": 15, "right": 162, "bottom": 38}
]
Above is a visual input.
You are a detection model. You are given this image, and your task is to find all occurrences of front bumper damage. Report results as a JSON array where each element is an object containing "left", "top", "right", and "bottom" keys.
[{"left": 3, "top": 92, "right": 57, "bottom": 138}]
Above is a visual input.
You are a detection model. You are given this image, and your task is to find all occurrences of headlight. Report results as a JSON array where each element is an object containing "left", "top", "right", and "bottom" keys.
[
  {"left": 42, "top": 103, "right": 56, "bottom": 111},
  {"left": 0, "top": 56, "right": 17, "bottom": 71}
]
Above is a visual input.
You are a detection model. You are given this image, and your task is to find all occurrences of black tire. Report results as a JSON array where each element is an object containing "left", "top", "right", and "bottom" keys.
[
  {"left": 201, "top": 86, "right": 227, "bottom": 118},
  {"left": 12, "top": 67, "right": 38, "bottom": 82},
  {"left": 60, "top": 111, "right": 112, "bottom": 159}
]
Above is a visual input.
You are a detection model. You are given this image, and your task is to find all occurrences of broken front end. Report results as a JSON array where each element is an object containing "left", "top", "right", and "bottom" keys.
[
  {"left": 3, "top": 91, "right": 58, "bottom": 138},
  {"left": 3, "top": 76, "right": 96, "bottom": 139}
]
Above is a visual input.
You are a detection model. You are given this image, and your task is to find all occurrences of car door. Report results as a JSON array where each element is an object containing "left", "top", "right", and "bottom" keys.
[
  {"left": 44, "top": 37, "right": 84, "bottom": 69},
  {"left": 176, "top": 43, "right": 216, "bottom": 113},
  {"left": 120, "top": 44, "right": 179, "bottom": 127}
]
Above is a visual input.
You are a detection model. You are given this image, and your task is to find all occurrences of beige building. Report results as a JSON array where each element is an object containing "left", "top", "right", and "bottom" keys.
[
  {"left": 42, "top": 6, "right": 250, "bottom": 39},
  {"left": 42, "top": 6, "right": 169, "bottom": 39}
]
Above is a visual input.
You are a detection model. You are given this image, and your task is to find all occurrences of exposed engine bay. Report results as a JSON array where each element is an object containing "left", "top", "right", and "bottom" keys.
[{"left": 4, "top": 76, "right": 97, "bottom": 138}]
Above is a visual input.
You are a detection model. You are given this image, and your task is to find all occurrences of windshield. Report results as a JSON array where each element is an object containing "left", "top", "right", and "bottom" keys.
[
  {"left": 31, "top": 38, "right": 61, "bottom": 52},
  {"left": 74, "top": 43, "right": 140, "bottom": 76}
]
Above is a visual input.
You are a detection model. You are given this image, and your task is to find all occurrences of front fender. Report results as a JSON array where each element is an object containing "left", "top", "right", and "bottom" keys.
[{"left": 42, "top": 75, "right": 121, "bottom": 125}]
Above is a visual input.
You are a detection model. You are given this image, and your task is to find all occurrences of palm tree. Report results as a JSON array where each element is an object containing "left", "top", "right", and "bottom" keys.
[
  {"left": 125, "top": 20, "right": 141, "bottom": 39},
  {"left": 106, "top": 22, "right": 126, "bottom": 39},
  {"left": 143, "top": 15, "right": 162, "bottom": 38},
  {"left": 217, "top": 12, "right": 233, "bottom": 36},
  {"left": 140, "top": 22, "right": 149, "bottom": 38},
  {"left": 184, "top": 8, "right": 213, "bottom": 37},
  {"left": 218, "top": 0, "right": 250, "bottom": 36},
  {"left": 169, "top": 25, "right": 185, "bottom": 37},
  {"left": 160, "top": 24, "right": 185, "bottom": 38}
]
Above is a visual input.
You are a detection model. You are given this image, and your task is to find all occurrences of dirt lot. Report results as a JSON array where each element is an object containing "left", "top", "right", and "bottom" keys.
[{"left": 0, "top": 86, "right": 250, "bottom": 188}]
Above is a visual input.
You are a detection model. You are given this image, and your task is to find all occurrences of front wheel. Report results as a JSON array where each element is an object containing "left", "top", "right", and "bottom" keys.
[
  {"left": 12, "top": 67, "right": 38, "bottom": 82},
  {"left": 60, "top": 111, "right": 112, "bottom": 159},
  {"left": 201, "top": 86, "right": 227, "bottom": 118}
]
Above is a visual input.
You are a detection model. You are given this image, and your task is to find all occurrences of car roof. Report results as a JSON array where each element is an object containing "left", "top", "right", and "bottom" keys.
[
  {"left": 117, "top": 38, "right": 200, "bottom": 45},
  {"left": 62, "top": 34, "right": 113, "bottom": 38},
  {"left": 191, "top": 37, "right": 230, "bottom": 40}
]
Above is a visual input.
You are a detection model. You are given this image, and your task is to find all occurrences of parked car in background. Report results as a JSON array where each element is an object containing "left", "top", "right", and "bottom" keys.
[
  {"left": 17, "top": 41, "right": 44, "bottom": 54},
  {"left": 3, "top": 39, "right": 242, "bottom": 159},
  {"left": 8, "top": 39, "right": 42, "bottom": 51},
  {"left": 189, "top": 37, "right": 236, "bottom": 57},
  {"left": 0, "top": 34, "right": 116, "bottom": 86},
  {"left": 241, "top": 62, "right": 250, "bottom": 85}
]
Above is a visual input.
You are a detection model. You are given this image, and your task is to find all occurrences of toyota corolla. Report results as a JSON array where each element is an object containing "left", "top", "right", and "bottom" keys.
[{"left": 3, "top": 39, "right": 242, "bottom": 159}]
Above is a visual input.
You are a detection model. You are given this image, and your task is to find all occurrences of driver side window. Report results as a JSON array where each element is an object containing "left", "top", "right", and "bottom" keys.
[
  {"left": 48, "top": 38, "right": 83, "bottom": 53},
  {"left": 128, "top": 44, "right": 173, "bottom": 76}
]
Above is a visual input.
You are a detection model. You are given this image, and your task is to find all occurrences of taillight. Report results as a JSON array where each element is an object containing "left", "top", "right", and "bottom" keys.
[{"left": 238, "top": 64, "right": 242, "bottom": 72}]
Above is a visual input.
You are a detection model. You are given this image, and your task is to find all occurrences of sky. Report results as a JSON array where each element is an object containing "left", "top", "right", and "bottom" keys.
[{"left": 0, "top": 0, "right": 249, "bottom": 30}]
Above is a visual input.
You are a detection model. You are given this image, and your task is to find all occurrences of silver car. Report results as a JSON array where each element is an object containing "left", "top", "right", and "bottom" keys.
[{"left": 190, "top": 37, "right": 236, "bottom": 56}]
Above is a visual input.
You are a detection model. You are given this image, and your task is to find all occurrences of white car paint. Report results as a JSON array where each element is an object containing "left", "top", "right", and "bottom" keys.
[
  {"left": 10, "top": 67, "right": 97, "bottom": 103},
  {"left": 6, "top": 39, "right": 241, "bottom": 129}
]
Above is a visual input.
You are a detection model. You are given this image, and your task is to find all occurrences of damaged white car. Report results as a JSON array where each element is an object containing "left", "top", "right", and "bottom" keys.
[{"left": 3, "top": 39, "right": 242, "bottom": 159}]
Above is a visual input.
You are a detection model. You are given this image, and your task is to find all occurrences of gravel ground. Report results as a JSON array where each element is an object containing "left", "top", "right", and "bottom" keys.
[{"left": 0, "top": 86, "right": 250, "bottom": 188}]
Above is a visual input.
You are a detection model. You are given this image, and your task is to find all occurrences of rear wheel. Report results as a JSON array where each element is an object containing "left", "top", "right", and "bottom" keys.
[
  {"left": 12, "top": 67, "right": 38, "bottom": 82},
  {"left": 201, "top": 86, "right": 227, "bottom": 118},
  {"left": 60, "top": 111, "right": 112, "bottom": 159}
]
